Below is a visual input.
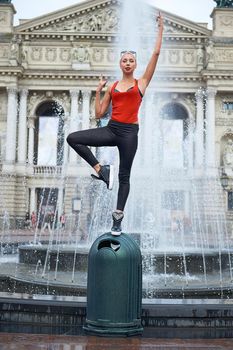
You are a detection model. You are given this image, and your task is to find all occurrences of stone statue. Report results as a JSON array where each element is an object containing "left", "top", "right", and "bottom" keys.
[
  {"left": 214, "top": 0, "right": 233, "bottom": 7},
  {"left": 223, "top": 139, "right": 233, "bottom": 167},
  {"left": 205, "top": 40, "right": 214, "bottom": 69}
]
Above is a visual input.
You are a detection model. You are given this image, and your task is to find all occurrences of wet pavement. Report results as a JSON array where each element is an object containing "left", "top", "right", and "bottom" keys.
[{"left": 0, "top": 333, "right": 233, "bottom": 349}]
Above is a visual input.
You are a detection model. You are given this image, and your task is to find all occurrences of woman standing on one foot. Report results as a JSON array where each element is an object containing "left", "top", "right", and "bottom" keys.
[{"left": 67, "top": 12, "right": 164, "bottom": 236}]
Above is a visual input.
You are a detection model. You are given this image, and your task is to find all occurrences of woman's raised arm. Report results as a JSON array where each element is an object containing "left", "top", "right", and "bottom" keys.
[{"left": 139, "top": 12, "right": 164, "bottom": 94}]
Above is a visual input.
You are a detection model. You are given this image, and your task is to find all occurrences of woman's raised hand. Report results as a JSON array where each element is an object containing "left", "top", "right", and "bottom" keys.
[
  {"left": 96, "top": 75, "right": 108, "bottom": 92},
  {"left": 156, "top": 11, "right": 163, "bottom": 30}
]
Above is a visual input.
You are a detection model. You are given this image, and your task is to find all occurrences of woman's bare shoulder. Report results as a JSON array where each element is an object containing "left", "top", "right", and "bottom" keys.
[{"left": 106, "top": 81, "right": 116, "bottom": 93}]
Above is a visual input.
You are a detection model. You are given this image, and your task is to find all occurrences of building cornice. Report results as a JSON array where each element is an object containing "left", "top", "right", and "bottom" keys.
[
  {"left": 0, "top": 67, "right": 23, "bottom": 76},
  {"left": 14, "top": 0, "right": 210, "bottom": 42}
]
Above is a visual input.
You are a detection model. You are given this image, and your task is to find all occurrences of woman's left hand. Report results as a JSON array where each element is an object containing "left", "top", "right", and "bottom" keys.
[{"left": 156, "top": 11, "right": 163, "bottom": 30}]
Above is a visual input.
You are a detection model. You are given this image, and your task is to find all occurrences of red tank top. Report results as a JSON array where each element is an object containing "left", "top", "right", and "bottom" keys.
[{"left": 110, "top": 79, "right": 142, "bottom": 124}]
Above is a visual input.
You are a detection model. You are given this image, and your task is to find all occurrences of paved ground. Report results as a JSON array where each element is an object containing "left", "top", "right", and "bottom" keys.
[{"left": 0, "top": 333, "right": 233, "bottom": 349}]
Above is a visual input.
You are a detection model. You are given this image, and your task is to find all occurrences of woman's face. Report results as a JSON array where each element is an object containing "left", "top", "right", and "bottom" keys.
[{"left": 120, "top": 53, "right": 137, "bottom": 74}]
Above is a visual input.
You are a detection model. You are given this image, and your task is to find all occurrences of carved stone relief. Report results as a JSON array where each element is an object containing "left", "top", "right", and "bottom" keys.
[
  {"left": 28, "top": 91, "right": 73, "bottom": 118},
  {"left": 9, "top": 37, "right": 20, "bottom": 66},
  {"left": 33, "top": 7, "right": 120, "bottom": 33},
  {"left": 216, "top": 49, "right": 233, "bottom": 63},
  {"left": 60, "top": 48, "right": 71, "bottom": 62},
  {"left": 72, "top": 45, "right": 90, "bottom": 63},
  {"left": 71, "top": 45, "right": 90, "bottom": 70},
  {"left": 0, "top": 11, "right": 7, "bottom": 24},
  {"left": 55, "top": 92, "right": 70, "bottom": 116},
  {"left": 45, "top": 48, "right": 57, "bottom": 62},
  {"left": 183, "top": 50, "right": 195, "bottom": 65},
  {"left": 21, "top": 45, "right": 28, "bottom": 65},
  {"left": 223, "top": 138, "right": 233, "bottom": 167},
  {"left": 92, "top": 48, "right": 104, "bottom": 63},
  {"left": 197, "top": 46, "right": 204, "bottom": 65},
  {"left": 31, "top": 47, "right": 43, "bottom": 61},
  {"left": 168, "top": 50, "right": 180, "bottom": 65},
  {"left": 107, "top": 49, "right": 117, "bottom": 63},
  {"left": 219, "top": 14, "right": 233, "bottom": 26},
  {"left": 216, "top": 118, "right": 233, "bottom": 126},
  {"left": 205, "top": 40, "right": 215, "bottom": 68},
  {"left": 183, "top": 94, "right": 196, "bottom": 116},
  {"left": 27, "top": 92, "right": 45, "bottom": 116},
  {"left": 0, "top": 45, "right": 9, "bottom": 59}
]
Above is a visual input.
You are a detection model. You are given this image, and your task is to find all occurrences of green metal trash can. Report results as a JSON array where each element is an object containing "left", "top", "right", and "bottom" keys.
[{"left": 83, "top": 232, "right": 143, "bottom": 336}]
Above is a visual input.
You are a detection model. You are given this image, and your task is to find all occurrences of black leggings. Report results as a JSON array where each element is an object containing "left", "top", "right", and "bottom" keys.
[{"left": 67, "top": 120, "right": 139, "bottom": 211}]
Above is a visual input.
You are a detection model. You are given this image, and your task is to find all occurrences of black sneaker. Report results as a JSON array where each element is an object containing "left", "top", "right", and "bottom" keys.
[
  {"left": 111, "top": 211, "right": 124, "bottom": 236},
  {"left": 91, "top": 165, "right": 114, "bottom": 190}
]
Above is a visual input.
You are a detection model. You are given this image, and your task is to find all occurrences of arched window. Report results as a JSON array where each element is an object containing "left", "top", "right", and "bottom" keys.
[
  {"left": 159, "top": 102, "right": 189, "bottom": 168},
  {"left": 34, "top": 101, "right": 64, "bottom": 166}
]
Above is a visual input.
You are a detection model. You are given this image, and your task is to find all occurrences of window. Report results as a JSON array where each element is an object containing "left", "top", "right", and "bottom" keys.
[
  {"left": 159, "top": 103, "right": 189, "bottom": 168},
  {"left": 228, "top": 191, "right": 233, "bottom": 211},
  {"left": 35, "top": 101, "right": 64, "bottom": 166},
  {"left": 223, "top": 102, "right": 233, "bottom": 111}
]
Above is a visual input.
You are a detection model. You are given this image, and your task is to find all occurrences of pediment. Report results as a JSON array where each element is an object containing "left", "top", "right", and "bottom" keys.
[
  {"left": 15, "top": 0, "right": 120, "bottom": 34},
  {"left": 14, "top": 0, "right": 211, "bottom": 38},
  {"left": 160, "top": 7, "right": 211, "bottom": 37}
]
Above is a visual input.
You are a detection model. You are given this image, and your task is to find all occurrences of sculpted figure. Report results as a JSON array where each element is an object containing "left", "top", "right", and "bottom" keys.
[
  {"left": 223, "top": 139, "right": 233, "bottom": 167},
  {"left": 205, "top": 40, "right": 214, "bottom": 68},
  {"left": 214, "top": 0, "right": 233, "bottom": 7}
]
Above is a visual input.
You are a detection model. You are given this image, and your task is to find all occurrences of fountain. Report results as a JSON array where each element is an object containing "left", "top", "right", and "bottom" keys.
[{"left": 1, "top": 0, "right": 233, "bottom": 303}]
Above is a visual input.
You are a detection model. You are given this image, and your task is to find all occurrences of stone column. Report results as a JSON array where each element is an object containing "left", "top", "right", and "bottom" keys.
[
  {"left": 27, "top": 117, "right": 35, "bottom": 165},
  {"left": 30, "top": 187, "right": 36, "bottom": 214},
  {"left": 5, "top": 87, "right": 18, "bottom": 163},
  {"left": 82, "top": 90, "right": 91, "bottom": 130},
  {"left": 205, "top": 87, "right": 217, "bottom": 169},
  {"left": 69, "top": 89, "right": 79, "bottom": 164},
  {"left": 18, "top": 89, "right": 29, "bottom": 164},
  {"left": 195, "top": 89, "right": 205, "bottom": 168}
]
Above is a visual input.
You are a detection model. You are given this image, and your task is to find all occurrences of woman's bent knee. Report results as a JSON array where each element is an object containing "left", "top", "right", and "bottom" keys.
[{"left": 66, "top": 132, "right": 76, "bottom": 146}]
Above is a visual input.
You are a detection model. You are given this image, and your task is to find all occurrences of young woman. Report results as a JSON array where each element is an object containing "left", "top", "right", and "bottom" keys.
[{"left": 67, "top": 13, "right": 164, "bottom": 236}]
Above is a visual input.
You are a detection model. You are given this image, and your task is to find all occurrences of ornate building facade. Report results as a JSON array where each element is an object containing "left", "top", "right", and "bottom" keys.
[{"left": 1, "top": 0, "right": 233, "bottom": 228}]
